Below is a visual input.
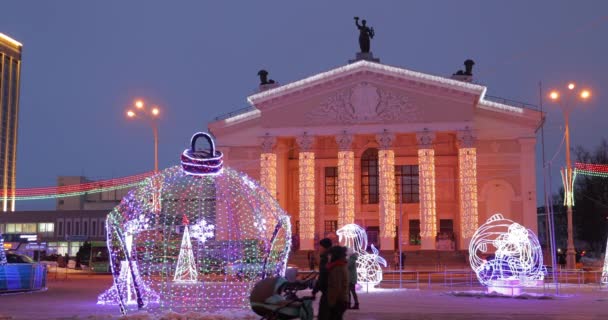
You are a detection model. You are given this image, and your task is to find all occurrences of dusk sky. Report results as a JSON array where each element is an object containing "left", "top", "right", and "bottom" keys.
[{"left": 1, "top": 1, "right": 606, "bottom": 210}]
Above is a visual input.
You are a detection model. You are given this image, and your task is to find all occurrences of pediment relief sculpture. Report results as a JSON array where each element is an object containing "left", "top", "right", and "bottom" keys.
[{"left": 307, "top": 82, "right": 419, "bottom": 125}]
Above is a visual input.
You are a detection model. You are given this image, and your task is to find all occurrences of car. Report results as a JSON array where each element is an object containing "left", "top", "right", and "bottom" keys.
[{"left": 6, "top": 253, "right": 35, "bottom": 264}]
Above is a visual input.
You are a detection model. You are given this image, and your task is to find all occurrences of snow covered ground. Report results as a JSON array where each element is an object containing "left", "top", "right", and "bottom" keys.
[{"left": 1, "top": 274, "right": 607, "bottom": 319}]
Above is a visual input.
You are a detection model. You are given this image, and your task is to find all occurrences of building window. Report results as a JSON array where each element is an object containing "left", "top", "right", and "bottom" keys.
[
  {"left": 395, "top": 165, "right": 420, "bottom": 203},
  {"left": 83, "top": 222, "right": 88, "bottom": 235},
  {"left": 69, "top": 242, "right": 83, "bottom": 256},
  {"left": 324, "top": 167, "right": 338, "bottom": 205},
  {"left": 409, "top": 219, "right": 421, "bottom": 245},
  {"left": 324, "top": 220, "right": 338, "bottom": 233},
  {"left": 38, "top": 223, "right": 55, "bottom": 234},
  {"left": 361, "top": 148, "right": 379, "bottom": 204},
  {"left": 91, "top": 221, "right": 97, "bottom": 237},
  {"left": 100, "top": 220, "right": 105, "bottom": 236},
  {"left": 4, "top": 223, "right": 36, "bottom": 234},
  {"left": 75, "top": 222, "right": 80, "bottom": 235},
  {"left": 66, "top": 222, "right": 72, "bottom": 235},
  {"left": 58, "top": 221, "right": 64, "bottom": 236},
  {"left": 439, "top": 219, "right": 454, "bottom": 239},
  {"left": 57, "top": 242, "right": 69, "bottom": 256}
]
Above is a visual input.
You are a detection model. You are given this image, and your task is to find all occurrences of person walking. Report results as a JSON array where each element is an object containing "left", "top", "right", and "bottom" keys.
[
  {"left": 312, "top": 238, "right": 332, "bottom": 320},
  {"left": 327, "top": 245, "right": 349, "bottom": 320},
  {"left": 347, "top": 249, "right": 359, "bottom": 309}
]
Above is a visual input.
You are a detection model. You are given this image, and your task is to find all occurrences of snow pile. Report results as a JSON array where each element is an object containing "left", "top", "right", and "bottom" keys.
[
  {"left": 74, "top": 309, "right": 258, "bottom": 320},
  {"left": 447, "top": 290, "right": 559, "bottom": 300}
]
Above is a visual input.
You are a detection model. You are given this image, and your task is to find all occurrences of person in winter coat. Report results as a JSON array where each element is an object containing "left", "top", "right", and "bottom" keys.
[
  {"left": 347, "top": 250, "right": 360, "bottom": 309},
  {"left": 313, "top": 238, "right": 332, "bottom": 320},
  {"left": 327, "top": 245, "right": 349, "bottom": 320}
]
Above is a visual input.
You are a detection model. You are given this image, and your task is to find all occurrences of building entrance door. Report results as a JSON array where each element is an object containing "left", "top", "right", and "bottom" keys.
[{"left": 366, "top": 226, "right": 380, "bottom": 250}]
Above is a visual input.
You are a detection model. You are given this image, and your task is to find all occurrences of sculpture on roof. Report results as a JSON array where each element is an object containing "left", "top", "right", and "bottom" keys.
[
  {"left": 453, "top": 59, "right": 476, "bottom": 76},
  {"left": 354, "top": 17, "right": 374, "bottom": 53},
  {"left": 257, "top": 70, "right": 276, "bottom": 85}
]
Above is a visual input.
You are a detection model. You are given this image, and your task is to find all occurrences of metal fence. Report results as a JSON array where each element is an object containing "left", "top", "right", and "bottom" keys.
[{"left": 0, "top": 263, "right": 47, "bottom": 292}]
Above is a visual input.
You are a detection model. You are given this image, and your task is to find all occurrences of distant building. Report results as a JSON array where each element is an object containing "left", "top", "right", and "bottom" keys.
[
  {"left": 0, "top": 33, "right": 23, "bottom": 212},
  {"left": 210, "top": 59, "right": 542, "bottom": 252},
  {"left": 56, "top": 176, "right": 128, "bottom": 211}
]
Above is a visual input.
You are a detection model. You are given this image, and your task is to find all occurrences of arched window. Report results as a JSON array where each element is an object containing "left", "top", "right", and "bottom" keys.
[{"left": 361, "top": 148, "right": 379, "bottom": 204}]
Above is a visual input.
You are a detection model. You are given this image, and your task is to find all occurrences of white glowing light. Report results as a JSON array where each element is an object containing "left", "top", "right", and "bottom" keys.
[
  {"left": 337, "top": 151, "right": 355, "bottom": 227},
  {"left": 190, "top": 218, "right": 215, "bottom": 243},
  {"left": 601, "top": 237, "right": 608, "bottom": 284},
  {"left": 561, "top": 168, "right": 576, "bottom": 207},
  {"left": 174, "top": 225, "right": 198, "bottom": 283},
  {"left": 418, "top": 149, "right": 436, "bottom": 239},
  {"left": 299, "top": 152, "right": 315, "bottom": 241},
  {"left": 337, "top": 224, "right": 387, "bottom": 287},
  {"left": 378, "top": 150, "right": 396, "bottom": 238},
  {"left": 469, "top": 214, "right": 546, "bottom": 289},
  {"left": 260, "top": 153, "right": 277, "bottom": 199},
  {"left": 459, "top": 148, "right": 478, "bottom": 239}
]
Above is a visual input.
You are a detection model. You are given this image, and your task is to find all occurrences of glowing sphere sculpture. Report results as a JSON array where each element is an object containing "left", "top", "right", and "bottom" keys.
[
  {"left": 100, "top": 132, "right": 291, "bottom": 314},
  {"left": 469, "top": 214, "right": 545, "bottom": 290},
  {"left": 337, "top": 223, "right": 386, "bottom": 286}
]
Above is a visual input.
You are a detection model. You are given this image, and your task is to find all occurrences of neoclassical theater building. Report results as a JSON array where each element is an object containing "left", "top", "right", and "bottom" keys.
[{"left": 209, "top": 58, "right": 541, "bottom": 253}]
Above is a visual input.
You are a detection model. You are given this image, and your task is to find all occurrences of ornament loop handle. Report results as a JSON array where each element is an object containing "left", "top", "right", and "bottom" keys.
[
  {"left": 190, "top": 132, "right": 217, "bottom": 157},
  {"left": 181, "top": 132, "right": 223, "bottom": 176}
]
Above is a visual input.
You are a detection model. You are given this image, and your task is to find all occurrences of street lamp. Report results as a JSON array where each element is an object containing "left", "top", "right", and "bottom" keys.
[
  {"left": 126, "top": 99, "right": 161, "bottom": 172},
  {"left": 548, "top": 82, "right": 591, "bottom": 270}
]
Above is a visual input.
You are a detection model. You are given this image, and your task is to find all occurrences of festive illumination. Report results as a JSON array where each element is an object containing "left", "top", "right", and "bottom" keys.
[
  {"left": 418, "top": 149, "right": 437, "bottom": 239},
  {"left": 459, "top": 148, "right": 478, "bottom": 239},
  {"left": 561, "top": 168, "right": 576, "bottom": 206},
  {"left": 337, "top": 224, "right": 387, "bottom": 287},
  {"left": 469, "top": 214, "right": 545, "bottom": 291},
  {"left": 602, "top": 236, "right": 608, "bottom": 285},
  {"left": 378, "top": 150, "right": 396, "bottom": 238},
  {"left": 173, "top": 216, "right": 198, "bottom": 283},
  {"left": 0, "top": 230, "right": 6, "bottom": 265},
  {"left": 260, "top": 153, "right": 277, "bottom": 199},
  {"left": 102, "top": 132, "right": 291, "bottom": 315},
  {"left": 299, "top": 152, "right": 315, "bottom": 241},
  {"left": 337, "top": 151, "right": 355, "bottom": 227}
]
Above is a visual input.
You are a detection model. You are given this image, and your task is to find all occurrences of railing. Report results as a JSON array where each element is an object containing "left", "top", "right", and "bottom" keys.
[
  {"left": 484, "top": 95, "right": 539, "bottom": 111},
  {"left": 0, "top": 263, "right": 47, "bottom": 292},
  {"left": 213, "top": 106, "right": 258, "bottom": 121}
]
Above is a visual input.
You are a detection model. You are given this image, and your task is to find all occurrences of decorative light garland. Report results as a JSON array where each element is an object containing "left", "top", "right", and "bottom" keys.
[
  {"left": 418, "top": 149, "right": 437, "bottom": 240},
  {"left": 469, "top": 214, "right": 545, "bottom": 292},
  {"left": 459, "top": 147, "right": 478, "bottom": 240},
  {"left": 100, "top": 132, "right": 291, "bottom": 315},
  {"left": 260, "top": 153, "right": 277, "bottom": 199},
  {"left": 337, "top": 151, "right": 355, "bottom": 227},
  {"left": 298, "top": 152, "right": 315, "bottom": 244},
  {"left": 0, "top": 230, "right": 6, "bottom": 265},
  {"left": 378, "top": 150, "right": 396, "bottom": 239},
  {"left": 337, "top": 224, "right": 387, "bottom": 287}
]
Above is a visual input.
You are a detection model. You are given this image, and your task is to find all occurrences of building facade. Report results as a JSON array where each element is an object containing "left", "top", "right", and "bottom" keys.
[
  {"left": 0, "top": 33, "right": 22, "bottom": 212},
  {"left": 215, "top": 60, "right": 541, "bottom": 253}
]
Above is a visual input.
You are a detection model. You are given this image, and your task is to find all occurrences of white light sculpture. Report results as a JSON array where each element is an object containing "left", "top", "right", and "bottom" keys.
[
  {"left": 337, "top": 224, "right": 387, "bottom": 286},
  {"left": 469, "top": 214, "right": 546, "bottom": 293},
  {"left": 173, "top": 223, "right": 198, "bottom": 283},
  {"left": 601, "top": 237, "right": 608, "bottom": 284}
]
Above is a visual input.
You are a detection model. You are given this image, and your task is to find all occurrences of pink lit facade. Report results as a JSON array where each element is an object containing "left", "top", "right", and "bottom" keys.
[{"left": 209, "top": 60, "right": 541, "bottom": 252}]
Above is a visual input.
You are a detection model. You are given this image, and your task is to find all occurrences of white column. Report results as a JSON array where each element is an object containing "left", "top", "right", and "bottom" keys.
[
  {"left": 457, "top": 128, "right": 478, "bottom": 250},
  {"left": 417, "top": 130, "right": 437, "bottom": 250},
  {"left": 260, "top": 134, "right": 277, "bottom": 199},
  {"left": 297, "top": 133, "right": 315, "bottom": 251},
  {"left": 376, "top": 131, "right": 396, "bottom": 251},
  {"left": 336, "top": 132, "right": 355, "bottom": 228}
]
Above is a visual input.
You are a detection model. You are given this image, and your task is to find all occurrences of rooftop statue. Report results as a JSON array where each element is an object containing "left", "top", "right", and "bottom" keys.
[
  {"left": 354, "top": 17, "right": 374, "bottom": 53},
  {"left": 257, "top": 69, "right": 276, "bottom": 85}
]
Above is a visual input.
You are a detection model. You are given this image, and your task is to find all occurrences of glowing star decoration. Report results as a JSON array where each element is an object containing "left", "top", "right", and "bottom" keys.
[
  {"left": 102, "top": 132, "right": 291, "bottom": 315},
  {"left": 469, "top": 214, "right": 546, "bottom": 294},
  {"left": 337, "top": 224, "right": 387, "bottom": 287},
  {"left": 173, "top": 216, "right": 198, "bottom": 283}
]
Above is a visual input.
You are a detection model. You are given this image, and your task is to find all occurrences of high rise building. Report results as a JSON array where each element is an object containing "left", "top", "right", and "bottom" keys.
[{"left": 0, "top": 33, "right": 23, "bottom": 212}]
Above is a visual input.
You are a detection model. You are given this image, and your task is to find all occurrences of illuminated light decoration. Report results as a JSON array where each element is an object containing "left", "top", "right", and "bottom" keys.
[
  {"left": 0, "top": 230, "right": 6, "bottom": 265},
  {"left": 0, "top": 33, "right": 23, "bottom": 48},
  {"left": 102, "top": 132, "right": 291, "bottom": 315},
  {"left": 575, "top": 162, "right": 608, "bottom": 173},
  {"left": 180, "top": 133, "right": 224, "bottom": 176},
  {"left": 458, "top": 147, "right": 478, "bottom": 239},
  {"left": 298, "top": 152, "right": 316, "bottom": 242},
  {"left": 418, "top": 149, "right": 437, "bottom": 239},
  {"left": 378, "top": 150, "right": 396, "bottom": 238},
  {"left": 469, "top": 214, "right": 546, "bottom": 294},
  {"left": 224, "top": 108, "right": 261, "bottom": 124},
  {"left": 173, "top": 216, "right": 198, "bottom": 283},
  {"left": 337, "top": 151, "right": 355, "bottom": 227},
  {"left": 561, "top": 168, "right": 575, "bottom": 206},
  {"left": 602, "top": 236, "right": 608, "bottom": 284},
  {"left": 260, "top": 153, "right": 277, "bottom": 199},
  {"left": 337, "top": 224, "right": 387, "bottom": 287}
]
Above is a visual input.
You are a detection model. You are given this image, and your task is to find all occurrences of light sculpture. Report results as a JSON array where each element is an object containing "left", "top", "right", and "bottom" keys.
[
  {"left": 469, "top": 214, "right": 545, "bottom": 294},
  {"left": 337, "top": 224, "right": 387, "bottom": 286},
  {"left": 100, "top": 132, "right": 291, "bottom": 315},
  {"left": 0, "top": 230, "right": 6, "bottom": 265},
  {"left": 602, "top": 237, "right": 608, "bottom": 285}
]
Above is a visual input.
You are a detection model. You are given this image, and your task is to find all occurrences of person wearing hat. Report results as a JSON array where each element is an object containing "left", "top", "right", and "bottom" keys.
[
  {"left": 313, "top": 238, "right": 332, "bottom": 320},
  {"left": 327, "top": 245, "right": 349, "bottom": 319}
]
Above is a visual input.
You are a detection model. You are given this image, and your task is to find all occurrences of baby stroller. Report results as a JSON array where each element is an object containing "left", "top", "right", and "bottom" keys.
[{"left": 250, "top": 276, "right": 315, "bottom": 320}]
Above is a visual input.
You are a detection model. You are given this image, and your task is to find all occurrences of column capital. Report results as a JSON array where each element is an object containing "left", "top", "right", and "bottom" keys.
[
  {"left": 259, "top": 133, "right": 277, "bottom": 153},
  {"left": 416, "top": 129, "right": 436, "bottom": 149},
  {"left": 375, "top": 130, "right": 395, "bottom": 150},
  {"left": 296, "top": 132, "right": 315, "bottom": 152},
  {"left": 335, "top": 131, "right": 354, "bottom": 151},
  {"left": 457, "top": 127, "right": 476, "bottom": 149}
]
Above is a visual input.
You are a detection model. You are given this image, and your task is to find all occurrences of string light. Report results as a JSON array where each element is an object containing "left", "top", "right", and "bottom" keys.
[
  {"left": 337, "top": 151, "right": 355, "bottom": 227},
  {"left": 0, "top": 230, "right": 6, "bottom": 265},
  {"left": 469, "top": 214, "right": 545, "bottom": 290},
  {"left": 459, "top": 148, "right": 478, "bottom": 240},
  {"left": 602, "top": 236, "right": 608, "bottom": 285},
  {"left": 299, "top": 152, "right": 315, "bottom": 242},
  {"left": 337, "top": 224, "right": 387, "bottom": 287},
  {"left": 101, "top": 132, "right": 291, "bottom": 315},
  {"left": 260, "top": 153, "right": 277, "bottom": 199},
  {"left": 378, "top": 150, "right": 396, "bottom": 239},
  {"left": 418, "top": 149, "right": 437, "bottom": 240}
]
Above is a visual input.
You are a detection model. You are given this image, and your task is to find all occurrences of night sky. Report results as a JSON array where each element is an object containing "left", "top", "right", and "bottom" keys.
[{"left": 0, "top": 1, "right": 606, "bottom": 210}]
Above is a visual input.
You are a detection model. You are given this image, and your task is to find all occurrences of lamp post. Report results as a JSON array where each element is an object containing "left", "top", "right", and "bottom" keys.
[
  {"left": 126, "top": 99, "right": 161, "bottom": 172},
  {"left": 549, "top": 83, "right": 591, "bottom": 270}
]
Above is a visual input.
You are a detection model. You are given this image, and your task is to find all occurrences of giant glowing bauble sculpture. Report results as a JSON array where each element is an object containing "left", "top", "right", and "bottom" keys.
[
  {"left": 337, "top": 224, "right": 386, "bottom": 287},
  {"left": 469, "top": 214, "right": 545, "bottom": 292},
  {"left": 99, "top": 132, "right": 291, "bottom": 314}
]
